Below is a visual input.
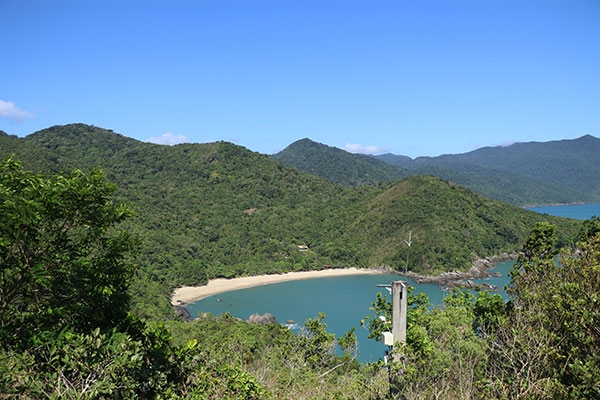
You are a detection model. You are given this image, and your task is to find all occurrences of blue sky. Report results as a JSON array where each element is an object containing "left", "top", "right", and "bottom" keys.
[{"left": 1, "top": 0, "right": 598, "bottom": 158}]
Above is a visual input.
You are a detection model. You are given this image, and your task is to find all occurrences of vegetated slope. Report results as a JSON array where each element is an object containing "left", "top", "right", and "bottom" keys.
[
  {"left": 414, "top": 164, "right": 576, "bottom": 206},
  {"left": 17, "top": 125, "right": 374, "bottom": 316},
  {"left": 376, "top": 135, "right": 600, "bottom": 205},
  {"left": 23, "top": 125, "right": 359, "bottom": 274},
  {"left": 2, "top": 124, "right": 581, "bottom": 318},
  {"left": 440, "top": 135, "right": 600, "bottom": 194},
  {"left": 342, "top": 175, "right": 579, "bottom": 274},
  {"left": 271, "top": 138, "right": 411, "bottom": 185},
  {"left": 0, "top": 130, "right": 75, "bottom": 173}
]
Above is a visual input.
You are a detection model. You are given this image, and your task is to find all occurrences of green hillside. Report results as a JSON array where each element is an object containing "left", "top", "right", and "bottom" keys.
[
  {"left": 0, "top": 129, "right": 74, "bottom": 173},
  {"left": 376, "top": 135, "right": 600, "bottom": 205},
  {"left": 438, "top": 135, "right": 600, "bottom": 194},
  {"left": 343, "top": 175, "right": 576, "bottom": 274},
  {"left": 272, "top": 136, "right": 597, "bottom": 205},
  {"left": 414, "top": 163, "right": 577, "bottom": 206},
  {"left": 1, "top": 124, "right": 581, "bottom": 318},
  {"left": 271, "top": 138, "right": 411, "bottom": 185}
]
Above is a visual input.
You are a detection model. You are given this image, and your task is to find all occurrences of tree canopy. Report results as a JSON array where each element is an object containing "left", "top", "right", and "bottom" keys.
[
  {"left": 0, "top": 159, "right": 273, "bottom": 398},
  {"left": 0, "top": 158, "right": 137, "bottom": 347},
  {"left": 484, "top": 219, "right": 600, "bottom": 399}
]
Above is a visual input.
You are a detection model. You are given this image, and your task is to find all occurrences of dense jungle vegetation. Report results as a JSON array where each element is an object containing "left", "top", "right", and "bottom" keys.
[
  {"left": 0, "top": 124, "right": 580, "bottom": 320},
  {"left": 1, "top": 157, "right": 599, "bottom": 399}
]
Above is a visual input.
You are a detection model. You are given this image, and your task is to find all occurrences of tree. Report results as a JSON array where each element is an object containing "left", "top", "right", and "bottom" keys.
[
  {"left": 362, "top": 288, "right": 488, "bottom": 399},
  {"left": 0, "top": 159, "right": 272, "bottom": 399},
  {"left": 0, "top": 158, "right": 138, "bottom": 348},
  {"left": 484, "top": 220, "right": 600, "bottom": 399}
]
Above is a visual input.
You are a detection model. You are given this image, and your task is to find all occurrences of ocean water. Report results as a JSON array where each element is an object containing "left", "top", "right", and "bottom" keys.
[
  {"left": 186, "top": 203, "right": 597, "bottom": 363},
  {"left": 186, "top": 263, "right": 515, "bottom": 363},
  {"left": 527, "top": 202, "right": 600, "bottom": 220}
]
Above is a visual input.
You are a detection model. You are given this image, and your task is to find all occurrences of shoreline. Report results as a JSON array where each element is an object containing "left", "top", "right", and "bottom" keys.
[
  {"left": 404, "top": 253, "right": 517, "bottom": 290},
  {"left": 521, "top": 201, "right": 590, "bottom": 208},
  {"left": 171, "top": 254, "right": 517, "bottom": 307},
  {"left": 171, "top": 267, "right": 381, "bottom": 305}
]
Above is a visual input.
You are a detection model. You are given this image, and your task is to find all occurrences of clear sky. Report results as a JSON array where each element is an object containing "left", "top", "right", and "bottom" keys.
[{"left": 1, "top": 0, "right": 598, "bottom": 158}]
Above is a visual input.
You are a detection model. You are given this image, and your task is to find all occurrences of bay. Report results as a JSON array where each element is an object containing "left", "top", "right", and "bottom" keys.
[
  {"left": 527, "top": 202, "right": 600, "bottom": 220},
  {"left": 187, "top": 262, "right": 514, "bottom": 363},
  {"left": 187, "top": 203, "right": 597, "bottom": 363}
]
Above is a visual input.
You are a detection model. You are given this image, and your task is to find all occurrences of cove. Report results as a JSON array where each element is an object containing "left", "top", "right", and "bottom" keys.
[
  {"left": 187, "top": 203, "right": 596, "bottom": 363},
  {"left": 186, "top": 261, "right": 514, "bottom": 363}
]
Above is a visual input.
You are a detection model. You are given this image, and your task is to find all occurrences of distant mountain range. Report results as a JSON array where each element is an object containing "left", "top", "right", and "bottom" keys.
[
  {"left": 0, "top": 124, "right": 584, "bottom": 318},
  {"left": 273, "top": 135, "right": 600, "bottom": 206}
]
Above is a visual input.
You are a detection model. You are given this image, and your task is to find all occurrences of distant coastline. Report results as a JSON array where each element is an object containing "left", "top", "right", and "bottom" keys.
[
  {"left": 522, "top": 202, "right": 600, "bottom": 220},
  {"left": 521, "top": 201, "right": 588, "bottom": 209}
]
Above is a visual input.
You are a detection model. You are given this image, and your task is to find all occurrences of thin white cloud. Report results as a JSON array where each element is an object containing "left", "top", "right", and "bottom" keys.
[
  {"left": 145, "top": 132, "right": 189, "bottom": 145},
  {"left": 0, "top": 100, "right": 34, "bottom": 123},
  {"left": 494, "top": 139, "right": 516, "bottom": 148},
  {"left": 344, "top": 143, "right": 387, "bottom": 155}
]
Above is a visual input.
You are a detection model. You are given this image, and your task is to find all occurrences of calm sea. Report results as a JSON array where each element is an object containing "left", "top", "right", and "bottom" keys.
[
  {"left": 187, "top": 203, "right": 598, "bottom": 363},
  {"left": 526, "top": 203, "right": 600, "bottom": 220}
]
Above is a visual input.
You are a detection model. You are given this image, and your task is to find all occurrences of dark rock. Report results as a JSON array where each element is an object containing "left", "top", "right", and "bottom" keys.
[{"left": 174, "top": 305, "right": 191, "bottom": 321}]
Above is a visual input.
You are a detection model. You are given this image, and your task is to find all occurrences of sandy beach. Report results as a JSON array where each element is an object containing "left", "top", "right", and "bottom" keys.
[{"left": 171, "top": 268, "right": 380, "bottom": 305}]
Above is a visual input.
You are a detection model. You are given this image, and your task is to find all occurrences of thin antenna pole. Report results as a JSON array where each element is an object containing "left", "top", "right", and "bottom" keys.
[{"left": 404, "top": 230, "right": 412, "bottom": 277}]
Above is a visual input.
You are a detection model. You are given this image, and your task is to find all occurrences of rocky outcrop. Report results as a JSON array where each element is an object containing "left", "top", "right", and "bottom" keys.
[
  {"left": 174, "top": 305, "right": 192, "bottom": 321},
  {"left": 404, "top": 252, "right": 518, "bottom": 291},
  {"left": 247, "top": 313, "right": 278, "bottom": 325}
]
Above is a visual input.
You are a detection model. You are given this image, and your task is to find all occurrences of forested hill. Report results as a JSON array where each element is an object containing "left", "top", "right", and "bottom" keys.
[
  {"left": 0, "top": 123, "right": 581, "bottom": 318},
  {"left": 271, "top": 135, "right": 600, "bottom": 205},
  {"left": 271, "top": 138, "right": 410, "bottom": 185},
  {"left": 376, "top": 135, "right": 600, "bottom": 205}
]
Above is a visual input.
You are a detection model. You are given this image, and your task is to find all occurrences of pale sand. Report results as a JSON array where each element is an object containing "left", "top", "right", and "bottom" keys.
[{"left": 171, "top": 268, "right": 381, "bottom": 305}]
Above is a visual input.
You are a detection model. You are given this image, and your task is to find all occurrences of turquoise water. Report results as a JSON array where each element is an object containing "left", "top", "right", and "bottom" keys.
[
  {"left": 189, "top": 273, "right": 417, "bottom": 363},
  {"left": 186, "top": 204, "right": 596, "bottom": 363},
  {"left": 527, "top": 203, "right": 600, "bottom": 220},
  {"left": 187, "top": 263, "right": 514, "bottom": 363}
]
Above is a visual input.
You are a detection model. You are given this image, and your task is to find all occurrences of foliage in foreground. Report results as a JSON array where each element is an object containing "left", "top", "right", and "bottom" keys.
[
  {"left": 360, "top": 218, "right": 600, "bottom": 399},
  {"left": 482, "top": 219, "right": 600, "bottom": 399},
  {"left": 0, "top": 159, "right": 268, "bottom": 399}
]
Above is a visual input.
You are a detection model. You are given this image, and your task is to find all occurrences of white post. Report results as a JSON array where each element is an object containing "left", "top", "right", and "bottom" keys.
[
  {"left": 391, "top": 280, "right": 407, "bottom": 345},
  {"left": 378, "top": 280, "right": 408, "bottom": 362}
]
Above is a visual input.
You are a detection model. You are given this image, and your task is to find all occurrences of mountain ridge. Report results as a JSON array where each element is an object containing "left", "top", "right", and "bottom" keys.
[
  {"left": 272, "top": 135, "right": 600, "bottom": 205},
  {"left": 0, "top": 123, "right": 583, "bottom": 318}
]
